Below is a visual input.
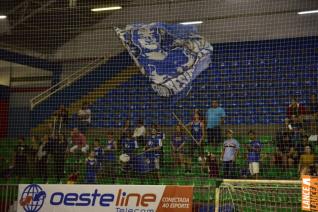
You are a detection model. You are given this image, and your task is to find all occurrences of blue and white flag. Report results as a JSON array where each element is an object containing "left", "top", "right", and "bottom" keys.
[{"left": 115, "top": 22, "right": 213, "bottom": 97}]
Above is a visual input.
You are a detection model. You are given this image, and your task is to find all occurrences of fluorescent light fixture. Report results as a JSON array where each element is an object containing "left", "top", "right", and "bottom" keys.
[
  {"left": 298, "top": 10, "right": 318, "bottom": 15},
  {"left": 180, "top": 21, "right": 203, "bottom": 25},
  {"left": 0, "top": 15, "right": 7, "bottom": 20},
  {"left": 91, "top": 6, "right": 122, "bottom": 12}
]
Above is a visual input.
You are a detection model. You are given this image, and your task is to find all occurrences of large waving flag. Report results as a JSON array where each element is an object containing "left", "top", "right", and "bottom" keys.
[{"left": 115, "top": 22, "right": 213, "bottom": 97}]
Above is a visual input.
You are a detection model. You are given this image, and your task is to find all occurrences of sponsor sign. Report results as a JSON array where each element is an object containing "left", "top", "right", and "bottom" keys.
[
  {"left": 302, "top": 175, "right": 318, "bottom": 211},
  {"left": 18, "top": 184, "right": 193, "bottom": 212}
]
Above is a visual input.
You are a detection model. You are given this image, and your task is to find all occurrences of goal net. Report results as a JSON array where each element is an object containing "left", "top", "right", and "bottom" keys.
[
  {"left": 0, "top": 2, "right": 317, "bottom": 211},
  {"left": 216, "top": 179, "right": 302, "bottom": 212}
]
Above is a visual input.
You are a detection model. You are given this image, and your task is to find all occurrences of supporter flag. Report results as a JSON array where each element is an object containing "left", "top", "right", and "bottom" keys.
[{"left": 115, "top": 22, "right": 213, "bottom": 97}]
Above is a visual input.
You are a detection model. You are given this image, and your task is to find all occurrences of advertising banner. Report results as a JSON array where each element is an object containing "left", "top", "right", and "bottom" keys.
[
  {"left": 18, "top": 184, "right": 193, "bottom": 212},
  {"left": 302, "top": 175, "right": 318, "bottom": 211}
]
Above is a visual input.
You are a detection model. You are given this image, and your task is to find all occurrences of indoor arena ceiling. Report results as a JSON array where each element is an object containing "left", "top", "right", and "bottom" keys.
[{"left": 0, "top": 0, "right": 318, "bottom": 55}]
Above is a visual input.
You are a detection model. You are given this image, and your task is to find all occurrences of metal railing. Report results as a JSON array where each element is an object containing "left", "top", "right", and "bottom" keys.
[
  {"left": 0, "top": 185, "right": 18, "bottom": 212},
  {"left": 30, "top": 56, "right": 109, "bottom": 110}
]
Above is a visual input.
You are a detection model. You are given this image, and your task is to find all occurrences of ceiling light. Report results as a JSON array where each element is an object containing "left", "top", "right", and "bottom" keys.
[
  {"left": 298, "top": 10, "right": 318, "bottom": 15},
  {"left": 0, "top": 15, "right": 7, "bottom": 20},
  {"left": 180, "top": 21, "right": 203, "bottom": 25},
  {"left": 91, "top": 6, "right": 122, "bottom": 12}
]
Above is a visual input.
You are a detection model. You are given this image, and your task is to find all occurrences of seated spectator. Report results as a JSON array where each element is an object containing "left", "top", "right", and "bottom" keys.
[
  {"left": 206, "top": 152, "right": 219, "bottom": 178},
  {"left": 77, "top": 102, "right": 91, "bottom": 133},
  {"left": 103, "top": 132, "right": 117, "bottom": 183},
  {"left": 295, "top": 135, "right": 313, "bottom": 156},
  {"left": 271, "top": 132, "right": 293, "bottom": 169},
  {"left": 70, "top": 128, "right": 89, "bottom": 154},
  {"left": 171, "top": 124, "right": 186, "bottom": 171},
  {"left": 221, "top": 129, "right": 240, "bottom": 179},
  {"left": 144, "top": 128, "right": 162, "bottom": 182},
  {"left": 12, "top": 137, "right": 28, "bottom": 180},
  {"left": 286, "top": 97, "right": 306, "bottom": 129},
  {"left": 299, "top": 146, "right": 315, "bottom": 178},
  {"left": 133, "top": 119, "right": 146, "bottom": 147},
  {"left": 85, "top": 151, "right": 98, "bottom": 184},
  {"left": 247, "top": 130, "right": 262, "bottom": 179},
  {"left": 37, "top": 135, "right": 49, "bottom": 182},
  {"left": 67, "top": 171, "right": 80, "bottom": 184}
]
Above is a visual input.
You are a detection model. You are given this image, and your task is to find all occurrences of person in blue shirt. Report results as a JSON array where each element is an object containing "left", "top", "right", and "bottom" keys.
[
  {"left": 120, "top": 130, "right": 138, "bottom": 178},
  {"left": 185, "top": 112, "right": 205, "bottom": 174},
  {"left": 93, "top": 139, "right": 104, "bottom": 171},
  {"left": 144, "top": 128, "right": 162, "bottom": 182},
  {"left": 104, "top": 132, "right": 117, "bottom": 183},
  {"left": 247, "top": 130, "right": 262, "bottom": 179},
  {"left": 206, "top": 100, "right": 226, "bottom": 147},
  {"left": 171, "top": 124, "right": 186, "bottom": 170},
  {"left": 221, "top": 129, "right": 240, "bottom": 178},
  {"left": 85, "top": 151, "right": 98, "bottom": 184}
]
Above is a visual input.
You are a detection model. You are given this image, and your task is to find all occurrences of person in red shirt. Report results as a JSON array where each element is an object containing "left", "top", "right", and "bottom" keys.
[
  {"left": 286, "top": 97, "right": 306, "bottom": 130},
  {"left": 70, "top": 128, "right": 89, "bottom": 154}
]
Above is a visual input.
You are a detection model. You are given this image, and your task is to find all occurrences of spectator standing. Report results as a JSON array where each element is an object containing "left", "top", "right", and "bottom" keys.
[
  {"left": 171, "top": 124, "right": 185, "bottom": 171},
  {"left": 77, "top": 102, "right": 91, "bottom": 133},
  {"left": 103, "top": 132, "right": 117, "bottom": 183},
  {"left": 28, "top": 136, "right": 39, "bottom": 178},
  {"left": 307, "top": 94, "right": 318, "bottom": 132},
  {"left": 85, "top": 151, "right": 98, "bottom": 184},
  {"left": 52, "top": 134, "right": 68, "bottom": 183},
  {"left": 144, "top": 128, "right": 162, "bottom": 183},
  {"left": 247, "top": 131, "right": 262, "bottom": 179},
  {"left": 133, "top": 119, "right": 146, "bottom": 147},
  {"left": 53, "top": 105, "right": 69, "bottom": 135},
  {"left": 185, "top": 112, "right": 205, "bottom": 173},
  {"left": 13, "top": 138, "right": 28, "bottom": 180},
  {"left": 206, "top": 100, "right": 225, "bottom": 147},
  {"left": 37, "top": 135, "right": 49, "bottom": 182},
  {"left": 221, "top": 129, "right": 240, "bottom": 178},
  {"left": 286, "top": 97, "right": 306, "bottom": 129}
]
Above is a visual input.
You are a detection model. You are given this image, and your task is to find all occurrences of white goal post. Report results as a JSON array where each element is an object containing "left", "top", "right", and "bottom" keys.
[{"left": 214, "top": 179, "right": 302, "bottom": 212}]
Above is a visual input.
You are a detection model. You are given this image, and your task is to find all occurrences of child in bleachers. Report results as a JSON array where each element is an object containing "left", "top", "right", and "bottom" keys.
[
  {"left": 271, "top": 132, "right": 291, "bottom": 169},
  {"left": 298, "top": 145, "right": 315, "bottom": 179},
  {"left": 120, "top": 130, "right": 138, "bottom": 179},
  {"left": 171, "top": 124, "right": 185, "bottom": 171},
  {"left": 144, "top": 128, "right": 162, "bottom": 183},
  {"left": 247, "top": 130, "right": 262, "bottom": 179},
  {"left": 206, "top": 152, "right": 219, "bottom": 178},
  {"left": 104, "top": 132, "right": 117, "bottom": 183},
  {"left": 93, "top": 139, "right": 104, "bottom": 178},
  {"left": 85, "top": 151, "right": 98, "bottom": 184}
]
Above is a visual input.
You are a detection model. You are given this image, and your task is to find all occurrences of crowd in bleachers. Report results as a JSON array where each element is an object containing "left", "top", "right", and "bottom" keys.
[{"left": 4, "top": 93, "right": 317, "bottom": 184}]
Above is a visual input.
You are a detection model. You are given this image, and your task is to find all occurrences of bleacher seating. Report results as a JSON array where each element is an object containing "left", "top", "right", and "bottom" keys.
[{"left": 90, "top": 36, "right": 318, "bottom": 127}]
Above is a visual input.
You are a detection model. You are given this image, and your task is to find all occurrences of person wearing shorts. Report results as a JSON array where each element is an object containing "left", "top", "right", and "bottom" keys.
[
  {"left": 247, "top": 130, "right": 262, "bottom": 179},
  {"left": 185, "top": 112, "right": 205, "bottom": 174}
]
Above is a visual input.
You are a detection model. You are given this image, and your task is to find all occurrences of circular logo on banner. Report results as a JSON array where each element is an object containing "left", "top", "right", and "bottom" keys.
[{"left": 19, "top": 184, "right": 46, "bottom": 212}]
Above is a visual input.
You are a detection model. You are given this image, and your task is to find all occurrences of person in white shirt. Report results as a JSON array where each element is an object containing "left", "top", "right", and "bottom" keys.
[
  {"left": 77, "top": 102, "right": 91, "bottom": 133},
  {"left": 133, "top": 119, "right": 146, "bottom": 147}
]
